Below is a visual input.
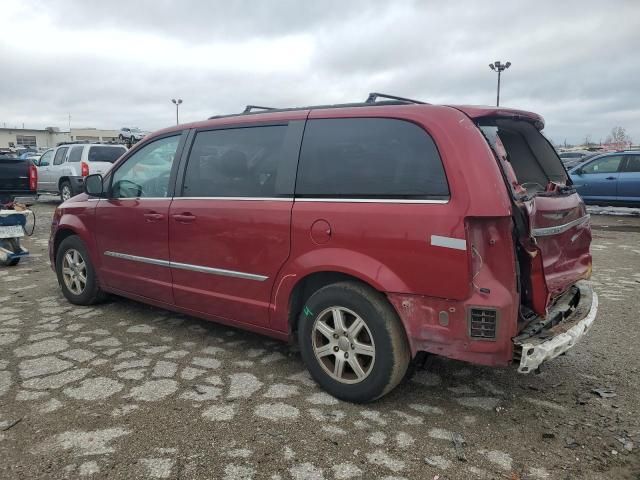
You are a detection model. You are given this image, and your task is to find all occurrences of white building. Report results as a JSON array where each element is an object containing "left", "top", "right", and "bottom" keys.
[{"left": 0, "top": 127, "right": 121, "bottom": 150}]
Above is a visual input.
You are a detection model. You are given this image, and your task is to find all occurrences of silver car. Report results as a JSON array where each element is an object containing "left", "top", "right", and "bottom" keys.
[{"left": 36, "top": 143, "right": 127, "bottom": 201}]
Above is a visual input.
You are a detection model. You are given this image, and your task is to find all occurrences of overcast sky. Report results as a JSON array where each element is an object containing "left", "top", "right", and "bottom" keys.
[{"left": 1, "top": 0, "right": 638, "bottom": 144}]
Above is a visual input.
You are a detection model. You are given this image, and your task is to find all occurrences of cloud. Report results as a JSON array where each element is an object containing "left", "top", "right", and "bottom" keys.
[{"left": 1, "top": 0, "right": 638, "bottom": 144}]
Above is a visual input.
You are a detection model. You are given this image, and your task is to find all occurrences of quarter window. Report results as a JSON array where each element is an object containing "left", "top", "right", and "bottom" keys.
[
  {"left": 111, "top": 136, "right": 180, "bottom": 198},
  {"left": 53, "top": 147, "right": 68, "bottom": 165},
  {"left": 182, "top": 126, "right": 288, "bottom": 197},
  {"left": 581, "top": 156, "right": 622, "bottom": 174},
  {"left": 296, "top": 118, "right": 449, "bottom": 199}
]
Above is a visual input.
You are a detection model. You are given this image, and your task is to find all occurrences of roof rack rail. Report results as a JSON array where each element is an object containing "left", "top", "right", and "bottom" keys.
[
  {"left": 365, "top": 92, "right": 427, "bottom": 105},
  {"left": 207, "top": 93, "right": 430, "bottom": 120},
  {"left": 243, "top": 105, "right": 277, "bottom": 113}
]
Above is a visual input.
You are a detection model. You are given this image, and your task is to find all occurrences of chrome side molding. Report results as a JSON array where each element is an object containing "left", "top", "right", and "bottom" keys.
[{"left": 104, "top": 251, "right": 268, "bottom": 282}]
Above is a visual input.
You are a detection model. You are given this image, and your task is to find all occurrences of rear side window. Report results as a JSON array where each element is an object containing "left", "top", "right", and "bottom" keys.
[
  {"left": 53, "top": 147, "right": 68, "bottom": 165},
  {"left": 182, "top": 126, "right": 287, "bottom": 197},
  {"left": 296, "top": 118, "right": 449, "bottom": 199},
  {"left": 68, "top": 146, "right": 84, "bottom": 163},
  {"left": 623, "top": 155, "right": 640, "bottom": 172},
  {"left": 88, "top": 146, "right": 126, "bottom": 163}
]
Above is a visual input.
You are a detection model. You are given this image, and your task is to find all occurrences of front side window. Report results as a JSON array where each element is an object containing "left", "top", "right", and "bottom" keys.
[
  {"left": 296, "top": 118, "right": 449, "bottom": 199},
  {"left": 182, "top": 126, "right": 287, "bottom": 197},
  {"left": 53, "top": 147, "right": 68, "bottom": 165},
  {"left": 111, "top": 136, "right": 180, "bottom": 198},
  {"left": 68, "top": 146, "right": 84, "bottom": 163},
  {"left": 39, "top": 149, "right": 53, "bottom": 166},
  {"left": 581, "top": 156, "right": 622, "bottom": 174}
]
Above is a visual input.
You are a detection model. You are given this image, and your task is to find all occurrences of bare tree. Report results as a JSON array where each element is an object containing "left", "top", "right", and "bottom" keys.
[
  {"left": 583, "top": 134, "right": 593, "bottom": 147},
  {"left": 605, "top": 126, "right": 632, "bottom": 145}
]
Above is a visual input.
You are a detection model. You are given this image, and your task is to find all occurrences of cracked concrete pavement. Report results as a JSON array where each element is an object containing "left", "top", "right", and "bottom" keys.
[{"left": 1, "top": 199, "right": 639, "bottom": 479}]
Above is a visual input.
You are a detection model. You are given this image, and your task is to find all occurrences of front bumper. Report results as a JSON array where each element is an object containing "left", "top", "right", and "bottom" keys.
[{"left": 513, "top": 281, "right": 597, "bottom": 373}]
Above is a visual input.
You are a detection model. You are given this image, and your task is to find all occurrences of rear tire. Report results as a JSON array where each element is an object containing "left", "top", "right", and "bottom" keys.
[
  {"left": 55, "top": 235, "right": 106, "bottom": 305},
  {"left": 298, "top": 281, "right": 410, "bottom": 403},
  {"left": 60, "top": 181, "right": 73, "bottom": 202}
]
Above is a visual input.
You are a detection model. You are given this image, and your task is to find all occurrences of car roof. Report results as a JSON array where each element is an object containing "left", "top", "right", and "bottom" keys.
[
  {"left": 147, "top": 102, "right": 545, "bottom": 140},
  {"left": 56, "top": 143, "right": 126, "bottom": 148}
]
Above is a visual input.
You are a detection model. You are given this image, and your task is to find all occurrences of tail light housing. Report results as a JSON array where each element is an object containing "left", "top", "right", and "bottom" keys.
[
  {"left": 29, "top": 164, "right": 38, "bottom": 191},
  {"left": 81, "top": 161, "right": 89, "bottom": 177}
]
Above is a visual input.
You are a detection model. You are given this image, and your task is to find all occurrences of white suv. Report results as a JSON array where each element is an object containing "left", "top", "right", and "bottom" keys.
[
  {"left": 119, "top": 127, "right": 147, "bottom": 142},
  {"left": 36, "top": 143, "right": 127, "bottom": 201}
]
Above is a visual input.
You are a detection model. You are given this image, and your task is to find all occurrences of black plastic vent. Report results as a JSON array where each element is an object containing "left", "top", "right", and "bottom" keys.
[{"left": 469, "top": 308, "right": 497, "bottom": 340}]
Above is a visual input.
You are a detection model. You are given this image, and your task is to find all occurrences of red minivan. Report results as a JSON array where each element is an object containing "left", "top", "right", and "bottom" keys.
[{"left": 50, "top": 93, "right": 597, "bottom": 402}]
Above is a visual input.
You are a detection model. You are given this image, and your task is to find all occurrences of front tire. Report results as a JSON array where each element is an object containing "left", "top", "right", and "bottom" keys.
[
  {"left": 55, "top": 236, "right": 105, "bottom": 305},
  {"left": 298, "top": 281, "right": 410, "bottom": 403}
]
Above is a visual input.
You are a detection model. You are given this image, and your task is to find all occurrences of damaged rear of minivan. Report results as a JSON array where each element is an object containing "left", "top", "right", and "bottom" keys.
[{"left": 464, "top": 108, "right": 598, "bottom": 373}]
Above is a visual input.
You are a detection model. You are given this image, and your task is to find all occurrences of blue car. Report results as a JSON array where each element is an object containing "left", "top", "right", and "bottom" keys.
[{"left": 569, "top": 151, "right": 640, "bottom": 206}]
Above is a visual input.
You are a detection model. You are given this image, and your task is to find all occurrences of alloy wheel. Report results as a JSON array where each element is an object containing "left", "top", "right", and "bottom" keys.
[
  {"left": 62, "top": 248, "right": 87, "bottom": 295},
  {"left": 312, "top": 306, "right": 376, "bottom": 384},
  {"left": 61, "top": 185, "right": 72, "bottom": 201}
]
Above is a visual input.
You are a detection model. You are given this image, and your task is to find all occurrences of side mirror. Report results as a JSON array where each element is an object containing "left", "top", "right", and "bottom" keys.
[
  {"left": 39, "top": 160, "right": 49, "bottom": 166},
  {"left": 84, "top": 174, "right": 104, "bottom": 197},
  {"left": 573, "top": 167, "right": 583, "bottom": 175}
]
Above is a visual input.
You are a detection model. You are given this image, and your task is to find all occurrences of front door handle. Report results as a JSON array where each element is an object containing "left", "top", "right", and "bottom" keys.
[
  {"left": 143, "top": 212, "right": 164, "bottom": 222},
  {"left": 172, "top": 213, "right": 196, "bottom": 223},
  {"left": 605, "top": 176, "right": 616, "bottom": 180}
]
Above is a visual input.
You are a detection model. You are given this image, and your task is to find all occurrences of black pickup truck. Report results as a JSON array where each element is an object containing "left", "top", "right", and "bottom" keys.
[{"left": 0, "top": 155, "right": 38, "bottom": 205}]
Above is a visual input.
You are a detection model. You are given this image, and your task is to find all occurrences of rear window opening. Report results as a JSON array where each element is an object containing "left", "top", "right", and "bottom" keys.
[
  {"left": 478, "top": 119, "right": 569, "bottom": 199},
  {"left": 88, "top": 146, "right": 126, "bottom": 163}
]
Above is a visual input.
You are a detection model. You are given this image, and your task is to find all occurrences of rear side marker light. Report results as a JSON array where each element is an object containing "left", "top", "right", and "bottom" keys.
[{"left": 468, "top": 308, "right": 498, "bottom": 340}]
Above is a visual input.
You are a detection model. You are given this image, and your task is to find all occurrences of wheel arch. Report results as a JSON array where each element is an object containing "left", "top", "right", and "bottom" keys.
[
  {"left": 58, "top": 176, "right": 71, "bottom": 191},
  {"left": 52, "top": 216, "right": 99, "bottom": 270},
  {"left": 285, "top": 270, "right": 404, "bottom": 340},
  {"left": 53, "top": 227, "right": 79, "bottom": 261}
]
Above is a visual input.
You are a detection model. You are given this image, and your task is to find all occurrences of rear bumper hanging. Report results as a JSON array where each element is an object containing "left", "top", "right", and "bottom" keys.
[{"left": 513, "top": 281, "right": 597, "bottom": 373}]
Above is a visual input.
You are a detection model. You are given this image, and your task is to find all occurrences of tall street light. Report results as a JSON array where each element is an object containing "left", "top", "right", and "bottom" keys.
[
  {"left": 171, "top": 98, "right": 183, "bottom": 125},
  {"left": 488, "top": 61, "right": 511, "bottom": 106}
]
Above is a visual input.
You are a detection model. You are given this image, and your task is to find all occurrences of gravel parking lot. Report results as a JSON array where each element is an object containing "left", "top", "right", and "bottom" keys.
[{"left": 1, "top": 200, "right": 639, "bottom": 480}]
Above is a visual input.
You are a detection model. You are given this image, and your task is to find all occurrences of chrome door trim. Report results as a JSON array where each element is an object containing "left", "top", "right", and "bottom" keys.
[
  {"left": 175, "top": 197, "right": 293, "bottom": 202},
  {"left": 169, "top": 260, "right": 268, "bottom": 281},
  {"left": 172, "top": 197, "right": 447, "bottom": 204},
  {"left": 104, "top": 251, "right": 268, "bottom": 281},
  {"left": 294, "top": 198, "right": 449, "bottom": 204},
  {"left": 531, "top": 215, "right": 590, "bottom": 237}
]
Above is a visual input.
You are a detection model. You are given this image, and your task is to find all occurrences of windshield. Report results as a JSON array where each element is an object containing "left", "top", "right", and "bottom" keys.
[{"left": 88, "top": 146, "right": 126, "bottom": 163}]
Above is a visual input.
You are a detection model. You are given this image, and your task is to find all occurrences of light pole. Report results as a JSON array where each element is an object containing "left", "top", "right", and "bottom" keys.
[
  {"left": 488, "top": 61, "right": 511, "bottom": 106},
  {"left": 171, "top": 98, "right": 183, "bottom": 125}
]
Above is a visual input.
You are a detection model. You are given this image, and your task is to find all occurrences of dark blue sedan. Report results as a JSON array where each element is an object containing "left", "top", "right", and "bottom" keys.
[{"left": 569, "top": 151, "right": 640, "bottom": 206}]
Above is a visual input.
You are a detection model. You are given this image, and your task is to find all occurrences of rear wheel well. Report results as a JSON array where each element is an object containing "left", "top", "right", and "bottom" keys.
[
  {"left": 54, "top": 229, "right": 76, "bottom": 260},
  {"left": 288, "top": 272, "right": 377, "bottom": 335},
  {"left": 58, "top": 177, "right": 70, "bottom": 190}
]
